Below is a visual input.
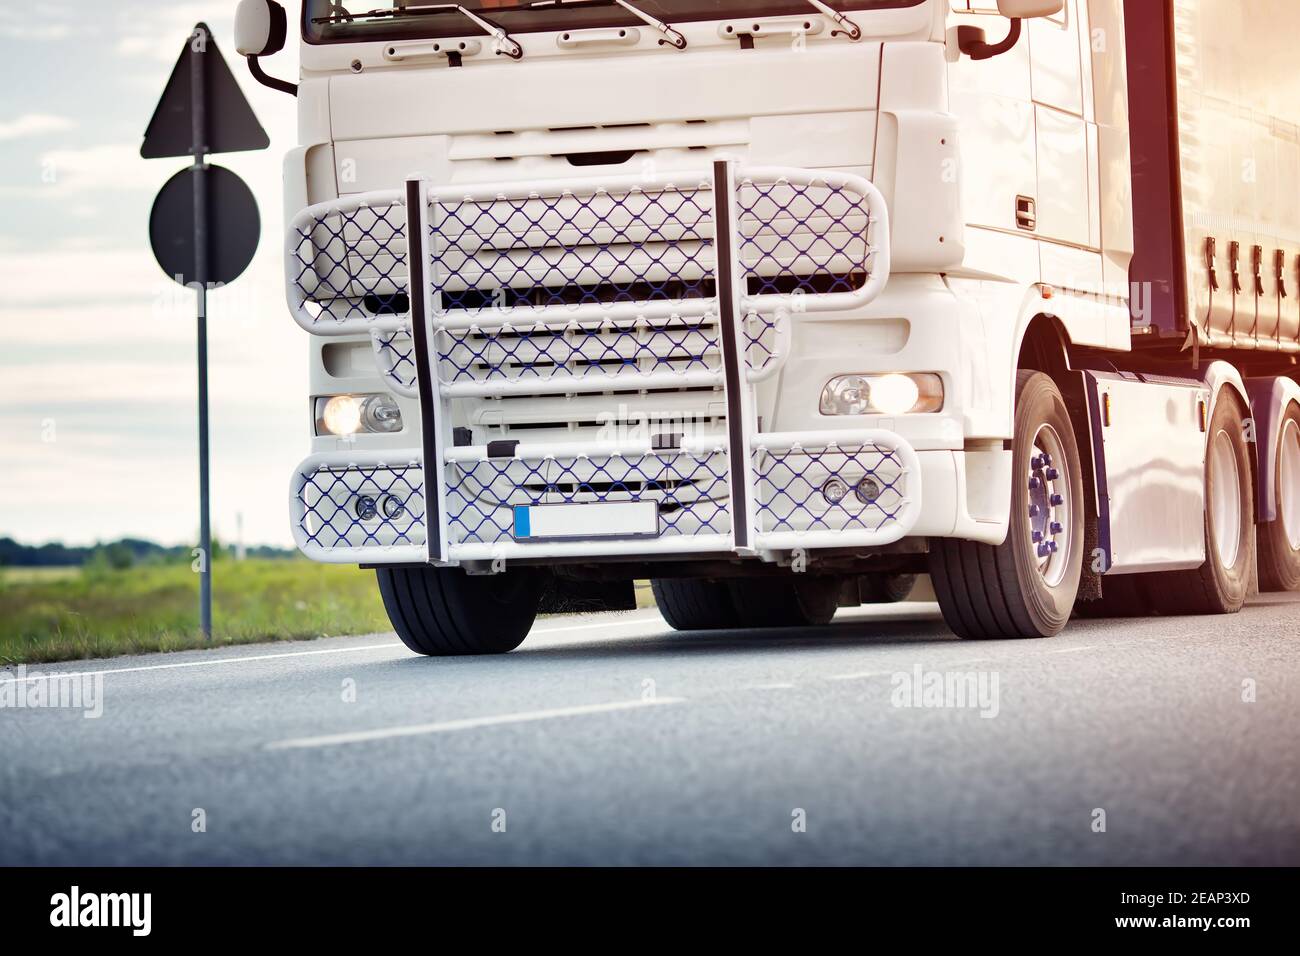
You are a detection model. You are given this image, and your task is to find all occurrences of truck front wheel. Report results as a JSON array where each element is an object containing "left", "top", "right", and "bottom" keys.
[
  {"left": 930, "top": 371, "right": 1085, "bottom": 639},
  {"left": 650, "top": 578, "right": 740, "bottom": 631},
  {"left": 376, "top": 566, "right": 544, "bottom": 655}
]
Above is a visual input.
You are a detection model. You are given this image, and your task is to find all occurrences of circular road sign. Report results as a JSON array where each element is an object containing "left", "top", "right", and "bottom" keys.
[{"left": 149, "top": 164, "right": 260, "bottom": 287}]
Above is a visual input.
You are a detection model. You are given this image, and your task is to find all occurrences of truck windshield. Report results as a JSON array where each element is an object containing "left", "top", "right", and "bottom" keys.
[{"left": 303, "top": 1, "right": 922, "bottom": 44}]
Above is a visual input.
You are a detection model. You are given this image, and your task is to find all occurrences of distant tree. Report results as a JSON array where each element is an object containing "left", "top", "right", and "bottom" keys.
[{"left": 103, "top": 542, "right": 134, "bottom": 570}]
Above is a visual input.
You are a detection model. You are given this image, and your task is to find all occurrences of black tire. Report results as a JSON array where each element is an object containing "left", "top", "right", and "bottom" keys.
[
  {"left": 651, "top": 578, "right": 740, "bottom": 631},
  {"left": 376, "top": 566, "right": 543, "bottom": 656},
  {"left": 930, "top": 371, "right": 1085, "bottom": 639},
  {"left": 1149, "top": 392, "right": 1254, "bottom": 614},
  {"left": 726, "top": 576, "right": 840, "bottom": 628},
  {"left": 859, "top": 573, "right": 917, "bottom": 604},
  {"left": 1258, "top": 402, "right": 1300, "bottom": 592}
]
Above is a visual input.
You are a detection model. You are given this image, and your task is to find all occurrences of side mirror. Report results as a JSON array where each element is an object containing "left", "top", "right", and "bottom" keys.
[
  {"left": 235, "top": 0, "right": 287, "bottom": 57},
  {"left": 996, "top": 0, "right": 1064, "bottom": 17},
  {"left": 235, "top": 0, "right": 296, "bottom": 97},
  {"left": 959, "top": 0, "right": 1062, "bottom": 60}
]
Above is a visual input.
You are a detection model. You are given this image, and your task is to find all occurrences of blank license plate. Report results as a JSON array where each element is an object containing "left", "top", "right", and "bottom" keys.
[{"left": 513, "top": 501, "right": 660, "bottom": 541}]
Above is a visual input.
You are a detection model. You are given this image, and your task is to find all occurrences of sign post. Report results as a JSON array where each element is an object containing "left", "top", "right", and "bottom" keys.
[
  {"left": 142, "top": 23, "right": 268, "bottom": 640},
  {"left": 191, "top": 28, "right": 213, "bottom": 643}
]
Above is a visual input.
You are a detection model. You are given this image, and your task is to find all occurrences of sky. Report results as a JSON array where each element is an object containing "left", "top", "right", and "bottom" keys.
[{"left": 0, "top": 1, "right": 306, "bottom": 548}]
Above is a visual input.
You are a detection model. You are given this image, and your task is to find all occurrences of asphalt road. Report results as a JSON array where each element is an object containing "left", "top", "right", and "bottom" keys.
[{"left": 3, "top": 589, "right": 1298, "bottom": 865}]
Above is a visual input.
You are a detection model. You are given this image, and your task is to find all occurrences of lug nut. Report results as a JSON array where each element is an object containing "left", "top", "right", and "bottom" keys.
[
  {"left": 1050, "top": 494, "right": 1064, "bottom": 506},
  {"left": 1029, "top": 504, "right": 1040, "bottom": 517},
  {"left": 1050, "top": 521, "right": 1063, "bottom": 534},
  {"left": 1032, "top": 530, "right": 1043, "bottom": 543},
  {"left": 1046, "top": 467, "right": 1060, "bottom": 481},
  {"left": 1029, "top": 477, "right": 1041, "bottom": 490}
]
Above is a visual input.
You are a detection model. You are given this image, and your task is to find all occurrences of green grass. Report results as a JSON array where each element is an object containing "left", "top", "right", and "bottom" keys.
[
  {"left": 0, "top": 559, "right": 391, "bottom": 665},
  {"left": 1, "top": 566, "right": 81, "bottom": 584}
]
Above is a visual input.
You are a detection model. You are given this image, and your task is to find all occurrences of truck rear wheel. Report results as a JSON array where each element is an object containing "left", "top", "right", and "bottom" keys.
[
  {"left": 376, "top": 566, "right": 543, "bottom": 655},
  {"left": 727, "top": 576, "right": 840, "bottom": 628},
  {"left": 1151, "top": 393, "right": 1254, "bottom": 613},
  {"left": 651, "top": 578, "right": 740, "bottom": 631},
  {"left": 859, "top": 573, "right": 918, "bottom": 604},
  {"left": 930, "top": 371, "right": 1085, "bottom": 639},
  {"left": 1073, "top": 573, "right": 1151, "bottom": 619},
  {"left": 1258, "top": 402, "right": 1300, "bottom": 592}
]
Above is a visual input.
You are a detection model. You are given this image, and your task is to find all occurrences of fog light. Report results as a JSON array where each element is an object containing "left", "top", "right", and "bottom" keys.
[
  {"left": 820, "top": 373, "right": 944, "bottom": 415},
  {"left": 855, "top": 477, "right": 882, "bottom": 504},
  {"left": 822, "top": 478, "right": 850, "bottom": 503},
  {"left": 354, "top": 495, "right": 378, "bottom": 520},
  {"left": 380, "top": 494, "right": 405, "bottom": 519},
  {"left": 322, "top": 395, "right": 362, "bottom": 436}
]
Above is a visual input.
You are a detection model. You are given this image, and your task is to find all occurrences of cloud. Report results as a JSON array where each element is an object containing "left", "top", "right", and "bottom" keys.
[
  {"left": 0, "top": 24, "right": 71, "bottom": 39},
  {"left": 113, "top": 2, "right": 239, "bottom": 63},
  {"left": 0, "top": 113, "right": 76, "bottom": 142},
  {"left": 0, "top": 143, "right": 163, "bottom": 199}
]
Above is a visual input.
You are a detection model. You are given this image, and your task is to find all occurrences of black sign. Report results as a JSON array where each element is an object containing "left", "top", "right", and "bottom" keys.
[
  {"left": 149, "top": 165, "right": 260, "bottom": 287},
  {"left": 141, "top": 22, "right": 269, "bottom": 159}
]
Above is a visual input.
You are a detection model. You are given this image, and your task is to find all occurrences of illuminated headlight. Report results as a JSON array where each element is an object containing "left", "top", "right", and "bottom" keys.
[
  {"left": 819, "top": 373, "right": 944, "bottom": 416},
  {"left": 315, "top": 394, "right": 404, "bottom": 437}
]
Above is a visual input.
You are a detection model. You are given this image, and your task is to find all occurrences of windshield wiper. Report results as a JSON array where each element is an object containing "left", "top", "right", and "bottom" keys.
[
  {"left": 313, "top": 3, "right": 524, "bottom": 59},
  {"left": 528, "top": 0, "right": 687, "bottom": 51},
  {"left": 799, "top": 1, "right": 861, "bottom": 41}
]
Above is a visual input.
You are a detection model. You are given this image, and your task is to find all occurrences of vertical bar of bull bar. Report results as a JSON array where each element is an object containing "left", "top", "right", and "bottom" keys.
[
  {"left": 711, "top": 160, "right": 755, "bottom": 552},
  {"left": 405, "top": 178, "right": 448, "bottom": 564}
]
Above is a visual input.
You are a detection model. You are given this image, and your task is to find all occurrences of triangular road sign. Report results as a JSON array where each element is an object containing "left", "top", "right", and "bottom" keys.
[{"left": 141, "top": 22, "right": 269, "bottom": 159}]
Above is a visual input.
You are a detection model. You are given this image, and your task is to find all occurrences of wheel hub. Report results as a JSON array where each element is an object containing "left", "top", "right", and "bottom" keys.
[
  {"left": 1280, "top": 419, "right": 1300, "bottom": 552},
  {"left": 1210, "top": 427, "right": 1243, "bottom": 568},
  {"left": 1026, "top": 424, "right": 1071, "bottom": 587}
]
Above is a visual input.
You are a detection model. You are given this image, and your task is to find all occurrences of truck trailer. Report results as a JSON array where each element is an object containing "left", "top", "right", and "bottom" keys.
[{"left": 233, "top": 0, "right": 1300, "bottom": 653}]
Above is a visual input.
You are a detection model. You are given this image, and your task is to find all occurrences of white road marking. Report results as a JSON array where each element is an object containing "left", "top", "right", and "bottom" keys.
[
  {"left": 746, "top": 682, "right": 796, "bottom": 690},
  {"left": 827, "top": 670, "right": 892, "bottom": 681},
  {"left": 533, "top": 614, "right": 663, "bottom": 635},
  {"left": 0, "top": 643, "right": 402, "bottom": 686},
  {"left": 1049, "top": 645, "right": 1097, "bottom": 655},
  {"left": 0, "top": 614, "right": 668, "bottom": 686},
  {"left": 266, "top": 697, "right": 686, "bottom": 750}
]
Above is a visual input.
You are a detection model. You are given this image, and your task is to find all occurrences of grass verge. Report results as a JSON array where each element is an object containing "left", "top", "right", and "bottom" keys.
[{"left": 0, "top": 559, "right": 391, "bottom": 665}]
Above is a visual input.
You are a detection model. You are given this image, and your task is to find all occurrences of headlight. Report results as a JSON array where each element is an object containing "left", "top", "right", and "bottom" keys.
[
  {"left": 315, "top": 394, "right": 404, "bottom": 436},
  {"left": 819, "top": 373, "right": 944, "bottom": 416}
]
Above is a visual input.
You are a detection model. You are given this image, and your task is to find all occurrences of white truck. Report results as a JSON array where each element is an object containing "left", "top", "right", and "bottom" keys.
[{"left": 233, "top": 0, "right": 1300, "bottom": 653}]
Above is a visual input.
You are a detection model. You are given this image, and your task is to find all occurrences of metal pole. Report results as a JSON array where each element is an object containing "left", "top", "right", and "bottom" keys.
[
  {"left": 710, "top": 159, "right": 753, "bottom": 553},
  {"left": 191, "top": 26, "right": 212, "bottom": 641}
]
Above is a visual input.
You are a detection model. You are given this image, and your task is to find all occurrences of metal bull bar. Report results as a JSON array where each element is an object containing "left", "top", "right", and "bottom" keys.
[{"left": 289, "top": 161, "right": 920, "bottom": 565}]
